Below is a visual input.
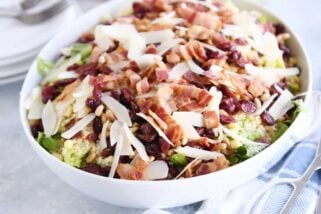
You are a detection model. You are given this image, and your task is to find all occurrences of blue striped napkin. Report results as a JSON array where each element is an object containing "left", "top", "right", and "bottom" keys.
[{"left": 196, "top": 136, "right": 321, "bottom": 214}]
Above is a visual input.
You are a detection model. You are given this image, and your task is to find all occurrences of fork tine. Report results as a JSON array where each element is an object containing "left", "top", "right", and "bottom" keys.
[
  {"left": 19, "top": 0, "right": 70, "bottom": 24},
  {"left": 20, "top": 0, "right": 42, "bottom": 10}
]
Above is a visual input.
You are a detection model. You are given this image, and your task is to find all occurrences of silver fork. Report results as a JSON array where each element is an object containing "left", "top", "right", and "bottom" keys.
[
  {"left": 244, "top": 140, "right": 321, "bottom": 213},
  {"left": 0, "top": 0, "right": 71, "bottom": 24}
]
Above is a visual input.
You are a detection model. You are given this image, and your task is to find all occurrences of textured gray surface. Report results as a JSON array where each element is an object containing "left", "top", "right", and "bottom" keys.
[{"left": 1, "top": 0, "right": 321, "bottom": 213}]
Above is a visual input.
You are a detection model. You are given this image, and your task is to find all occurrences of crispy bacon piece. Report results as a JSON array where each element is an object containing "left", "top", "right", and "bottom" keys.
[
  {"left": 198, "top": 89, "right": 213, "bottom": 107},
  {"left": 105, "top": 51, "right": 127, "bottom": 65},
  {"left": 55, "top": 79, "right": 81, "bottom": 102},
  {"left": 176, "top": 4, "right": 197, "bottom": 23},
  {"left": 117, "top": 157, "right": 148, "bottom": 180},
  {"left": 155, "top": 106, "right": 183, "bottom": 146},
  {"left": 183, "top": 71, "right": 211, "bottom": 89},
  {"left": 155, "top": 67, "right": 169, "bottom": 82},
  {"left": 186, "top": 40, "right": 207, "bottom": 63},
  {"left": 137, "top": 98, "right": 155, "bottom": 114},
  {"left": 89, "top": 46, "right": 101, "bottom": 64},
  {"left": 125, "top": 69, "right": 142, "bottom": 89},
  {"left": 195, "top": 156, "right": 229, "bottom": 176},
  {"left": 174, "top": 84, "right": 201, "bottom": 99},
  {"left": 248, "top": 77, "right": 267, "bottom": 97},
  {"left": 203, "top": 111, "right": 219, "bottom": 129},
  {"left": 136, "top": 77, "right": 150, "bottom": 95},
  {"left": 193, "top": 12, "right": 222, "bottom": 31}
]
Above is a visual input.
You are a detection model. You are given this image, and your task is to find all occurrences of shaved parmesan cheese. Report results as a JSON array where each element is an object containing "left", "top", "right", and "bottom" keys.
[
  {"left": 119, "top": 126, "right": 135, "bottom": 156},
  {"left": 140, "top": 30, "right": 175, "bottom": 44},
  {"left": 108, "top": 61, "right": 129, "bottom": 73},
  {"left": 42, "top": 100, "right": 58, "bottom": 137},
  {"left": 137, "top": 113, "right": 173, "bottom": 146},
  {"left": 94, "top": 25, "right": 114, "bottom": 52},
  {"left": 27, "top": 88, "right": 44, "bottom": 120},
  {"left": 209, "top": 64, "right": 223, "bottom": 73},
  {"left": 101, "top": 93, "right": 132, "bottom": 126},
  {"left": 207, "top": 87, "right": 222, "bottom": 114},
  {"left": 254, "top": 93, "right": 278, "bottom": 116},
  {"left": 268, "top": 89, "right": 294, "bottom": 120},
  {"left": 245, "top": 64, "right": 300, "bottom": 86},
  {"left": 186, "top": 59, "right": 205, "bottom": 75},
  {"left": 122, "top": 124, "right": 149, "bottom": 161},
  {"left": 24, "top": 87, "right": 41, "bottom": 110},
  {"left": 61, "top": 113, "right": 95, "bottom": 139},
  {"left": 57, "top": 71, "right": 78, "bottom": 79},
  {"left": 198, "top": 41, "right": 225, "bottom": 54},
  {"left": 108, "top": 134, "right": 123, "bottom": 178},
  {"left": 43, "top": 54, "right": 81, "bottom": 83},
  {"left": 135, "top": 54, "right": 162, "bottom": 69},
  {"left": 222, "top": 126, "right": 268, "bottom": 147},
  {"left": 99, "top": 121, "right": 109, "bottom": 150},
  {"left": 157, "top": 38, "right": 184, "bottom": 56},
  {"left": 168, "top": 62, "right": 189, "bottom": 81},
  {"left": 144, "top": 160, "right": 169, "bottom": 180},
  {"left": 172, "top": 112, "right": 203, "bottom": 127},
  {"left": 170, "top": 0, "right": 218, "bottom": 12},
  {"left": 96, "top": 24, "right": 146, "bottom": 60},
  {"left": 172, "top": 115, "right": 200, "bottom": 140},
  {"left": 110, "top": 120, "right": 123, "bottom": 146},
  {"left": 175, "top": 146, "right": 222, "bottom": 160}
]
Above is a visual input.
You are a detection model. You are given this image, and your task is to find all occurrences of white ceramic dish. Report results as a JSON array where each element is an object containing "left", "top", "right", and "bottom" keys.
[{"left": 19, "top": 0, "right": 311, "bottom": 209}]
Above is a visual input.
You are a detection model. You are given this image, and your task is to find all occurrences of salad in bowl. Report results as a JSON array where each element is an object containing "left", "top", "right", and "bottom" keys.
[{"left": 24, "top": 0, "right": 303, "bottom": 182}]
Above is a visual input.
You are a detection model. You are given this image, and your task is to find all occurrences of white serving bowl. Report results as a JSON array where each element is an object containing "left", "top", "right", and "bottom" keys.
[{"left": 19, "top": 0, "right": 311, "bottom": 209}]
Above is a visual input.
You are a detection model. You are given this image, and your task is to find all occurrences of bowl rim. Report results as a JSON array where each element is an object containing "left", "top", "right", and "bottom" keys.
[{"left": 19, "top": 0, "right": 312, "bottom": 186}]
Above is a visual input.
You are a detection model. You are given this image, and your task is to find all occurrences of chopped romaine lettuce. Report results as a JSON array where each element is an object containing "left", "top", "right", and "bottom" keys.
[
  {"left": 62, "top": 139, "right": 90, "bottom": 168},
  {"left": 286, "top": 76, "right": 300, "bottom": 94},
  {"left": 70, "top": 43, "right": 92, "bottom": 63},
  {"left": 271, "top": 123, "right": 288, "bottom": 143},
  {"left": 234, "top": 113, "right": 266, "bottom": 141},
  {"left": 37, "top": 58, "right": 54, "bottom": 75},
  {"left": 170, "top": 153, "right": 188, "bottom": 166},
  {"left": 37, "top": 132, "right": 61, "bottom": 152},
  {"left": 286, "top": 99, "right": 304, "bottom": 124}
]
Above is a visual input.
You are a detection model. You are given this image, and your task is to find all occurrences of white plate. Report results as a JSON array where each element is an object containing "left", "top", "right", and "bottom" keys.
[
  {"left": 0, "top": 52, "right": 35, "bottom": 78},
  {"left": 0, "top": 0, "right": 81, "bottom": 60},
  {"left": 0, "top": 72, "right": 25, "bottom": 85}
]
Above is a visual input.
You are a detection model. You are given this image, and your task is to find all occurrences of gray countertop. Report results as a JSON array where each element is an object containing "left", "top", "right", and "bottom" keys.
[{"left": 1, "top": 0, "right": 321, "bottom": 213}]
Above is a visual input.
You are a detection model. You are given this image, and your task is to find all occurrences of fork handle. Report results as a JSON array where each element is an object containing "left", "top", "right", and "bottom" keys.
[{"left": 281, "top": 155, "right": 321, "bottom": 213}]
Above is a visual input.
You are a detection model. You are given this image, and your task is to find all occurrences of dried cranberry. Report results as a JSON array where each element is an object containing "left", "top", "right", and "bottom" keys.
[
  {"left": 140, "top": 123, "right": 156, "bottom": 135},
  {"left": 261, "top": 111, "right": 275, "bottom": 125},
  {"left": 31, "top": 121, "right": 44, "bottom": 138},
  {"left": 67, "top": 63, "right": 80, "bottom": 71},
  {"left": 159, "top": 138, "right": 170, "bottom": 154},
  {"left": 97, "top": 65, "right": 113, "bottom": 75},
  {"left": 93, "top": 117, "right": 103, "bottom": 134},
  {"left": 101, "top": 147, "right": 114, "bottom": 158},
  {"left": 93, "top": 82, "right": 102, "bottom": 101},
  {"left": 270, "top": 82, "right": 288, "bottom": 95},
  {"left": 76, "top": 63, "right": 97, "bottom": 77},
  {"left": 120, "top": 88, "right": 135, "bottom": 107},
  {"left": 73, "top": 131, "right": 83, "bottom": 139},
  {"left": 85, "top": 98, "right": 102, "bottom": 110},
  {"left": 206, "top": 50, "right": 221, "bottom": 59},
  {"left": 227, "top": 50, "right": 246, "bottom": 68},
  {"left": 119, "top": 156, "right": 132, "bottom": 164},
  {"left": 274, "top": 23, "right": 286, "bottom": 35},
  {"left": 53, "top": 78, "right": 76, "bottom": 88},
  {"left": 239, "top": 100, "right": 257, "bottom": 113},
  {"left": 82, "top": 164, "right": 109, "bottom": 176},
  {"left": 220, "top": 114, "right": 235, "bottom": 125},
  {"left": 145, "top": 143, "right": 162, "bottom": 159},
  {"left": 220, "top": 85, "right": 236, "bottom": 98},
  {"left": 133, "top": 2, "right": 150, "bottom": 19},
  {"left": 77, "top": 32, "right": 94, "bottom": 43},
  {"left": 186, "top": 141, "right": 204, "bottom": 149},
  {"left": 65, "top": 119, "right": 76, "bottom": 129},
  {"left": 168, "top": 164, "right": 180, "bottom": 178},
  {"left": 41, "top": 85, "right": 60, "bottom": 103},
  {"left": 109, "top": 90, "right": 120, "bottom": 101},
  {"left": 87, "top": 132, "right": 98, "bottom": 142},
  {"left": 216, "top": 41, "right": 234, "bottom": 51},
  {"left": 196, "top": 127, "right": 205, "bottom": 136},
  {"left": 220, "top": 97, "right": 238, "bottom": 114}
]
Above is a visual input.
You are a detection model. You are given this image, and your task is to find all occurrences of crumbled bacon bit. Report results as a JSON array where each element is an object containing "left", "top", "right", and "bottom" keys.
[
  {"left": 155, "top": 67, "right": 169, "bottom": 82},
  {"left": 203, "top": 111, "right": 219, "bottom": 129},
  {"left": 136, "top": 77, "right": 150, "bottom": 95}
]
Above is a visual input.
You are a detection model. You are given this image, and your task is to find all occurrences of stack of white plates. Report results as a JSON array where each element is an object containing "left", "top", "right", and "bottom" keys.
[{"left": 0, "top": 0, "right": 81, "bottom": 85}]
